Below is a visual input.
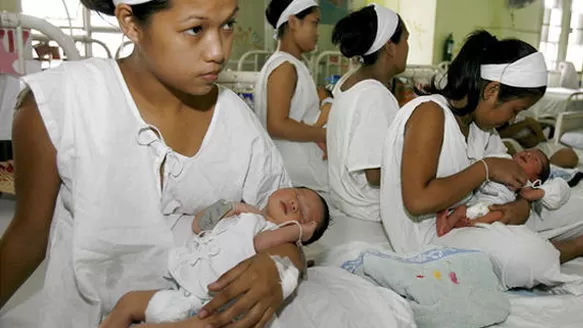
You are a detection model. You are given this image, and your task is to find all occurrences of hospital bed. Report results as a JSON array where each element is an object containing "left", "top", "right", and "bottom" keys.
[
  {"left": 311, "top": 51, "right": 357, "bottom": 86},
  {"left": 237, "top": 49, "right": 272, "bottom": 72},
  {"left": 304, "top": 199, "right": 583, "bottom": 328},
  {"left": 3, "top": 12, "right": 582, "bottom": 328},
  {"left": 554, "top": 111, "right": 583, "bottom": 171},
  {"left": 1, "top": 13, "right": 81, "bottom": 194}
]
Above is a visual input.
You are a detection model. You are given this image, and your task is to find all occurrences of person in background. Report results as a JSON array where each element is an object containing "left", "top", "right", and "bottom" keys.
[
  {"left": 255, "top": 0, "right": 329, "bottom": 191},
  {"left": 381, "top": 30, "right": 583, "bottom": 291},
  {"left": 326, "top": 4, "right": 409, "bottom": 222}
]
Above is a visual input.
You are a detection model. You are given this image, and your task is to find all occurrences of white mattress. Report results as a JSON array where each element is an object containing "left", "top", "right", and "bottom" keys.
[
  {"left": 1, "top": 197, "right": 582, "bottom": 327},
  {"left": 306, "top": 199, "right": 583, "bottom": 328},
  {"left": 575, "top": 147, "right": 583, "bottom": 171},
  {"left": 521, "top": 87, "right": 583, "bottom": 119}
]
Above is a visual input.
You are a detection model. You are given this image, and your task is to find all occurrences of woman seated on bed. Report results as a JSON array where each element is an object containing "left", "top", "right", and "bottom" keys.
[
  {"left": 254, "top": 0, "right": 328, "bottom": 191},
  {"left": 326, "top": 4, "right": 409, "bottom": 222},
  {"left": 498, "top": 116, "right": 579, "bottom": 168},
  {"left": 380, "top": 30, "right": 583, "bottom": 291},
  {"left": 0, "top": 1, "right": 415, "bottom": 327}
]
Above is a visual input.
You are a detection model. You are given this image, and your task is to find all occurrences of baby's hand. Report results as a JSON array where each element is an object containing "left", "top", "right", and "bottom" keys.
[
  {"left": 231, "top": 202, "right": 262, "bottom": 216},
  {"left": 519, "top": 187, "right": 545, "bottom": 202}
]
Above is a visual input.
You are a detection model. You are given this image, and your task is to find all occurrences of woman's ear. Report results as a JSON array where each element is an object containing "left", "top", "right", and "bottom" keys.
[
  {"left": 288, "top": 15, "right": 300, "bottom": 32},
  {"left": 384, "top": 41, "right": 396, "bottom": 58},
  {"left": 115, "top": 4, "right": 142, "bottom": 43},
  {"left": 483, "top": 81, "right": 500, "bottom": 102}
]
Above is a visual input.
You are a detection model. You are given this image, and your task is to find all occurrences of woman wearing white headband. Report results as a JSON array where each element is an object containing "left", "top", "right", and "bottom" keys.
[
  {"left": 254, "top": 0, "right": 329, "bottom": 192},
  {"left": 0, "top": 0, "right": 300, "bottom": 327},
  {"left": 381, "top": 30, "right": 583, "bottom": 290},
  {"left": 326, "top": 4, "right": 408, "bottom": 222},
  {"left": 0, "top": 1, "right": 417, "bottom": 327}
]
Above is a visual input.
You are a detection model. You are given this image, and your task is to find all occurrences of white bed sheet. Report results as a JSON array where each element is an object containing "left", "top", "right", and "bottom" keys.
[
  {"left": 520, "top": 87, "right": 583, "bottom": 120},
  {"left": 307, "top": 199, "right": 583, "bottom": 328},
  {"left": 1, "top": 196, "right": 582, "bottom": 328}
]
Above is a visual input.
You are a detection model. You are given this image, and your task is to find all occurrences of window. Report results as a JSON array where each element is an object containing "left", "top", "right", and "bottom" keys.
[
  {"left": 539, "top": 0, "right": 583, "bottom": 71},
  {"left": 21, "top": 0, "right": 126, "bottom": 59},
  {"left": 566, "top": 0, "right": 583, "bottom": 71}
]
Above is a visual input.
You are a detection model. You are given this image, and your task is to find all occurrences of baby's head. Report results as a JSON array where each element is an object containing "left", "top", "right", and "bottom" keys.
[
  {"left": 265, "top": 187, "right": 330, "bottom": 245},
  {"left": 512, "top": 149, "right": 550, "bottom": 183}
]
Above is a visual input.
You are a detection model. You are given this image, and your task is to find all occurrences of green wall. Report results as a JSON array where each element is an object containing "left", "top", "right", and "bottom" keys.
[
  {"left": 433, "top": 0, "right": 543, "bottom": 64},
  {"left": 4, "top": 0, "right": 544, "bottom": 66},
  {"left": 0, "top": 0, "right": 21, "bottom": 12}
]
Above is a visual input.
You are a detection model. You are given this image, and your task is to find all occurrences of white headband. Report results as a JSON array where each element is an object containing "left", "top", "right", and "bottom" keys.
[
  {"left": 275, "top": 0, "right": 318, "bottom": 30},
  {"left": 480, "top": 52, "right": 548, "bottom": 88},
  {"left": 364, "top": 4, "right": 399, "bottom": 56},
  {"left": 112, "top": 0, "right": 152, "bottom": 5}
]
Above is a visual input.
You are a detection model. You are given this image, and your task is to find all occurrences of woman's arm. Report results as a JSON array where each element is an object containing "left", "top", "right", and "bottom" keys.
[
  {"left": 401, "top": 102, "right": 528, "bottom": 217},
  {"left": 266, "top": 62, "right": 326, "bottom": 143},
  {"left": 198, "top": 243, "right": 301, "bottom": 328},
  {"left": 0, "top": 93, "right": 60, "bottom": 308},
  {"left": 401, "top": 103, "right": 487, "bottom": 216}
]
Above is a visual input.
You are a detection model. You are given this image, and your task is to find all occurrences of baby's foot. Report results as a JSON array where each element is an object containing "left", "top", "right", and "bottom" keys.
[{"left": 436, "top": 210, "right": 453, "bottom": 237}]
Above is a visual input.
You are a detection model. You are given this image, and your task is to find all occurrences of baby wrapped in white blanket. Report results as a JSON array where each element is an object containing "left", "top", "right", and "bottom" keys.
[
  {"left": 100, "top": 187, "right": 330, "bottom": 325},
  {"left": 437, "top": 149, "right": 570, "bottom": 236}
]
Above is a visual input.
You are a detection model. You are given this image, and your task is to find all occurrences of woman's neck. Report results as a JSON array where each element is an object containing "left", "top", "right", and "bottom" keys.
[
  {"left": 343, "top": 63, "right": 395, "bottom": 91},
  {"left": 447, "top": 98, "right": 473, "bottom": 137},
  {"left": 278, "top": 36, "right": 303, "bottom": 60}
]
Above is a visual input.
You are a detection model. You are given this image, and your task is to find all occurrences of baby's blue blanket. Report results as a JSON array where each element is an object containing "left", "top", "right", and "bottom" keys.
[{"left": 341, "top": 247, "right": 510, "bottom": 328}]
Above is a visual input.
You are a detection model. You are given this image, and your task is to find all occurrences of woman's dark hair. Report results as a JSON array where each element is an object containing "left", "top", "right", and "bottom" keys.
[
  {"left": 80, "top": 0, "right": 171, "bottom": 24},
  {"left": 332, "top": 6, "right": 405, "bottom": 66},
  {"left": 301, "top": 188, "right": 331, "bottom": 246},
  {"left": 266, "top": 0, "right": 319, "bottom": 39},
  {"left": 433, "top": 30, "right": 547, "bottom": 115}
]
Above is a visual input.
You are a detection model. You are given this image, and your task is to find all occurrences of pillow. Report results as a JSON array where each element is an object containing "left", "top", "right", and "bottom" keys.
[{"left": 560, "top": 129, "right": 583, "bottom": 149}]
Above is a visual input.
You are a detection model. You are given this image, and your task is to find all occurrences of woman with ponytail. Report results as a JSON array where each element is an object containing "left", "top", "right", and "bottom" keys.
[{"left": 381, "top": 30, "right": 583, "bottom": 290}]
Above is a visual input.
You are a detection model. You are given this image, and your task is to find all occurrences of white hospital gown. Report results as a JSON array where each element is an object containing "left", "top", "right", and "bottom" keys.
[
  {"left": 381, "top": 94, "right": 583, "bottom": 292},
  {"left": 146, "top": 213, "right": 277, "bottom": 323},
  {"left": 20, "top": 58, "right": 290, "bottom": 327},
  {"left": 255, "top": 51, "right": 328, "bottom": 191},
  {"left": 327, "top": 79, "right": 399, "bottom": 221}
]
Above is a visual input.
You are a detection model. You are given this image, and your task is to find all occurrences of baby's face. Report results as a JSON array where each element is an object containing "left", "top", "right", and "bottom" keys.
[
  {"left": 265, "top": 188, "right": 323, "bottom": 227},
  {"left": 512, "top": 149, "right": 547, "bottom": 182}
]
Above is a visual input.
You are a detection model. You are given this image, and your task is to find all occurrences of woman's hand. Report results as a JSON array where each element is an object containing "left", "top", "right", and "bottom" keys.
[
  {"left": 316, "top": 141, "right": 327, "bottom": 160},
  {"left": 198, "top": 252, "right": 283, "bottom": 328},
  {"left": 488, "top": 198, "right": 531, "bottom": 225},
  {"left": 484, "top": 157, "right": 528, "bottom": 190}
]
